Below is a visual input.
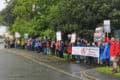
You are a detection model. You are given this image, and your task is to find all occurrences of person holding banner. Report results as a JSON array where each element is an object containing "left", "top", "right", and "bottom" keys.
[
  {"left": 59, "top": 41, "right": 64, "bottom": 58},
  {"left": 76, "top": 41, "right": 83, "bottom": 63},
  {"left": 85, "top": 41, "right": 93, "bottom": 64}
]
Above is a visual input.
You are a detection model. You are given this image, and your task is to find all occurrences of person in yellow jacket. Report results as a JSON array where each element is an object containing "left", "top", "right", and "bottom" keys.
[
  {"left": 21, "top": 38, "right": 25, "bottom": 49},
  {"left": 16, "top": 39, "right": 20, "bottom": 48}
]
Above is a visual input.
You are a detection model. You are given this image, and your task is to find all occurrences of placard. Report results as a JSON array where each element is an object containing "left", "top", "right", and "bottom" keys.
[
  {"left": 95, "top": 27, "right": 103, "bottom": 33},
  {"left": 56, "top": 31, "right": 62, "bottom": 41},
  {"left": 24, "top": 33, "right": 28, "bottom": 39},
  {"left": 71, "top": 33, "right": 76, "bottom": 43},
  {"left": 104, "top": 20, "right": 110, "bottom": 33},
  {"left": 15, "top": 32, "right": 21, "bottom": 38}
]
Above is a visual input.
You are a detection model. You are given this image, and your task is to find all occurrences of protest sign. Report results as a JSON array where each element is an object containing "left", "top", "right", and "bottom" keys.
[
  {"left": 9, "top": 35, "right": 14, "bottom": 39},
  {"left": 56, "top": 31, "right": 62, "bottom": 41},
  {"left": 15, "top": 32, "right": 21, "bottom": 38},
  {"left": 94, "top": 27, "right": 104, "bottom": 42},
  {"left": 71, "top": 33, "right": 76, "bottom": 43},
  {"left": 104, "top": 20, "right": 111, "bottom": 33},
  {"left": 24, "top": 33, "right": 28, "bottom": 39},
  {"left": 95, "top": 27, "right": 103, "bottom": 33}
]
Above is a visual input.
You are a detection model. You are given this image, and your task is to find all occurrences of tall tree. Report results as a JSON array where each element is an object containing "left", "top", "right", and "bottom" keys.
[
  {"left": 2, "top": 0, "right": 120, "bottom": 38},
  {"left": 0, "top": 0, "right": 16, "bottom": 26}
]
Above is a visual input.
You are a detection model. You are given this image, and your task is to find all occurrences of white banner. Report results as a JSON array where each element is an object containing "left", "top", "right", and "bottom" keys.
[
  {"left": 72, "top": 47, "right": 99, "bottom": 58},
  {"left": 71, "top": 33, "right": 76, "bottom": 43},
  {"left": 56, "top": 31, "right": 62, "bottom": 41}
]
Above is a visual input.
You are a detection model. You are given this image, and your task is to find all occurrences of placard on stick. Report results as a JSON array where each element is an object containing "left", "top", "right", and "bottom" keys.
[{"left": 56, "top": 31, "right": 62, "bottom": 41}]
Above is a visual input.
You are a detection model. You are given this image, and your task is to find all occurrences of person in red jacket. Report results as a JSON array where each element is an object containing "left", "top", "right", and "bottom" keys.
[
  {"left": 67, "top": 43, "right": 72, "bottom": 60},
  {"left": 46, "top": 41, "right": 50, "bottom": 55},
  {"left": 55, "top": 41, "right": 60, "bottom": 57},
  {"left": 67, "top": 43, "right": 72, "bottom": 54},
  {"left": 115, "top": 39, "right": 120, "bottom": 56},
  {"left": 106, "top": 37, "right": 120, "bottom": 73}
]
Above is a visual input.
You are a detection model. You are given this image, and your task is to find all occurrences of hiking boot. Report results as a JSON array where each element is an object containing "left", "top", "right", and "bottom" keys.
[{"left": 112, "top": 69, "right": 118, "bottom": 74}]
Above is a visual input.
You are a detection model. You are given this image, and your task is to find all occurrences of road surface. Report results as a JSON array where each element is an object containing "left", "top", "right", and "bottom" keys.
[{"left": 0, "top": 49, "right": 82, "bottom": 80}]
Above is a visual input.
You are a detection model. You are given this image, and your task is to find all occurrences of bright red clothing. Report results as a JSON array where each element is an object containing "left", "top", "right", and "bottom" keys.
[
  {"left": 55, "top": 42, "right": 59, "bottom": 50},
  {"left": 67, "top": 43, "right": 72, "bottom": 54},
  {"left": 46, "top": 42, "right": 50, "bottom": 48},
  {"left": 105, "top": 37, "right": 120, "bottom": 56},
  {"left": 67, "top": 46, "right": 72, "bottom": 54},
  {"left": 115, "top": 40, "right": 120, "bottom": 55},
  {"left": 119, "top": 44, "right": 120, "bottom": 55}
]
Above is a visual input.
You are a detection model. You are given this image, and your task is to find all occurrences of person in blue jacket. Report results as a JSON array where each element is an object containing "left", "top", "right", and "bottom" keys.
[
  {"left": 76, "top": 40, "right": 83, "bottom": 63},
  {"left": 34, "top": 39, "right": 39, "bottom": 52},
  {"left": 59, "top": 41, "right": 64, "bottom": 58}
]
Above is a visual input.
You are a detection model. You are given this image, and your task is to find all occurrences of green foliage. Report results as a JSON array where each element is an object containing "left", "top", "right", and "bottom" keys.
[
  {"left": 96, "top": 66, "right": 120, "bottom": 77},
  {"left": 43, "top": 28, "right": 55, "bottom": 39},
  {"left": 13, "top": 0, "right": 35, "bottom": 17},
  {"left": 0, "top": 15, "right": 3, "bottom": 24},
  {"left": 11, "top": 17, "right": 34, "bottom": 36},
  {"left": 0, "top": 0, "right": 16, "bottom": 26},
  {"left": 1, "top": 0, "right": 120, "bottom": 39}
]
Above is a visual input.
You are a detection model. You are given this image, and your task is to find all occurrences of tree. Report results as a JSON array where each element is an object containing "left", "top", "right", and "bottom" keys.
[
  {"left": 0, "top": 15, "right": 3, "bottom": 24},
  {"left": 2, "top": 0, "right": 120, "bottom": 39},
  {"left": 0, "top": 0, "right": 16, "bottom": 26}
]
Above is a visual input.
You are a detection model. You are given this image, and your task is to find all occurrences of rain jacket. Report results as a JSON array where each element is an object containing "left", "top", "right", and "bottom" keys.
[{"left": 105, "top": 37, "right": 120, "bottom": 56}]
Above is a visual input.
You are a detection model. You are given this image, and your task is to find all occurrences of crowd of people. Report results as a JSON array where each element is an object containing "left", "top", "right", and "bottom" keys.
[{"left": 4, "top": 36, "right": 120, "bottom": 73}]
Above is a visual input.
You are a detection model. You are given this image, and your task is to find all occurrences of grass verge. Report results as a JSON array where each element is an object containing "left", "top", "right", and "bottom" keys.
[{"left": 95, "top": 66, "right": 120, "bottom": 77}]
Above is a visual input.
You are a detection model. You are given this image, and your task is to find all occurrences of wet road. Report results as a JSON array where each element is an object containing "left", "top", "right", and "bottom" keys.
[{"left": 0, "top": 49, "right": 82, "bottom": 80}]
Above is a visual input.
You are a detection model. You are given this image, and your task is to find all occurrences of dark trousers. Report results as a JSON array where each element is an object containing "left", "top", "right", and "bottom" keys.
[
  {"left": 51, "top": 47, "right": 55, "bottom": 55},
  {"left": 56, "top": 50, "right": 59, "bottom": 57},
  {"left": 59, "top": 51, "right": 63, "bottom": 58}
]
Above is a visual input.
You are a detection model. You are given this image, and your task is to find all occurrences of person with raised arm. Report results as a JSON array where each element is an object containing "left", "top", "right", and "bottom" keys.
[{"left": 105, "top": 37, "right": 120, "bottom": 73}]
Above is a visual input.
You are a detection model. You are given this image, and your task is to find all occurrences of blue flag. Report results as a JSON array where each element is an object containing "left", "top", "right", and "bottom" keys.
[{"left": 100, "top": 43, "right": 110, "bottom": 60}]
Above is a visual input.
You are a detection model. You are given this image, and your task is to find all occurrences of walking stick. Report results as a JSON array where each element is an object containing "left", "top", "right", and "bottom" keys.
[{"left": 118, "top": 55, "right": 120, "bottom": 72}]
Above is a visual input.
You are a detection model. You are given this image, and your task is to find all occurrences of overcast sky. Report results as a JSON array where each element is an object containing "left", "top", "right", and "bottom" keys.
[
  {"left": 0, "top": 0, "right": 7, "bottom": 11},
  {"left": 0, "top": 0, "right": 9, "bottom": 35},
  {"left": 0, "top": 0, "right": 11, "bottom": 11}
]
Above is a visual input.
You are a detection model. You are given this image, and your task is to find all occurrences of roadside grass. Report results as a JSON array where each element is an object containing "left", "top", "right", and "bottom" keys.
[
  {"left": 95, "top": 66, "right": 120, "bottom": 77},
  {"left": 50, "top": 53, "right": 86, "bottom": 62}
]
